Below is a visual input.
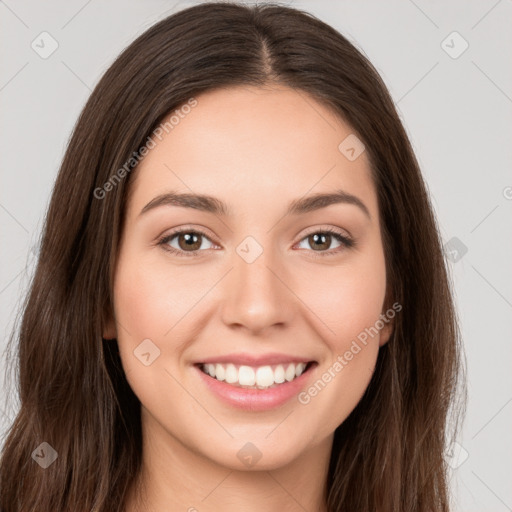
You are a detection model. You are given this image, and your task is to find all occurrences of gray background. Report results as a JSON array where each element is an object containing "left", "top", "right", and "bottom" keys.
[{"left": 1, "top": 0, "right": 511, "bottom": 510}]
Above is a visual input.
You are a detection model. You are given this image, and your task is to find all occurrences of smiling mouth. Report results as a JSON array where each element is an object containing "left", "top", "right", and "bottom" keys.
[{"left": 196, "top": 361, "right": 317, "bottom": 389}]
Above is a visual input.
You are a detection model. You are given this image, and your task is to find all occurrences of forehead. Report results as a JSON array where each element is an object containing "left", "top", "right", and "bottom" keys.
[{"left": 126, "top": 85, "right": 378, "bottom": 221}]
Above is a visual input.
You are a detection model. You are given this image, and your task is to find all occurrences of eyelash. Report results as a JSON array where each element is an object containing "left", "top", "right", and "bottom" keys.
[{"left": 157, "top": 227, "right": 355, "bottom": 258}]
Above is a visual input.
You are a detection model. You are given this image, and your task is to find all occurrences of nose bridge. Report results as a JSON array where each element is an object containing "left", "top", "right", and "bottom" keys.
[{"left": 220, "top": 234, "right": 293, "bottom": 333}]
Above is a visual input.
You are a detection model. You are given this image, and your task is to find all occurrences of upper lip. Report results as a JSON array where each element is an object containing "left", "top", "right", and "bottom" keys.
[{"left": 196, "top": 353, "right": 316, "bottom": 367}]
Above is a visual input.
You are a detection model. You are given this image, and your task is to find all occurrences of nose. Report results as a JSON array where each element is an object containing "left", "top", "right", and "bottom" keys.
[{"left": 219, "top": 241, "right": 295, "bottom": 335}]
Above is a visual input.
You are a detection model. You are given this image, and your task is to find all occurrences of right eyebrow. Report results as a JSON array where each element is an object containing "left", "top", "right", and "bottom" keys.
[{"left": 139, "top": 191, "right": 230, "bottom": 217}]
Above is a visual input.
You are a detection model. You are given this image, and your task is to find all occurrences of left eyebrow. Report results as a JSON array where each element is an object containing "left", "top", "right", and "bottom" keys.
[
  {"left": 139, "top": 188, "right": 371, "bottom": 220},
  {"left": 287, "top": 190, "right": 371, "bottom": 220}
]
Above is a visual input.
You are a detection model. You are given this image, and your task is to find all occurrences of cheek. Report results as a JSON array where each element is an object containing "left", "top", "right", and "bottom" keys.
[
  {"left": 111, "top": 251, "right": 177, "bottom": 384},
  {"left": 114, "top": 265, "right": 167, "bottom": 337},
  {"left": 111, "top": 252, "right": 193, "bottom": 403},
  {"left": 112, "top": 248, "right": 221, "bottom": 387},
  {"left": 301, "top": 247, "right": 387, "bottom": 349},
  {"left": 113, "top": 251, "right": 206, "bottom": 339},
  {"left": 295, "top": 259, "right": 386, "bottom": 431}
]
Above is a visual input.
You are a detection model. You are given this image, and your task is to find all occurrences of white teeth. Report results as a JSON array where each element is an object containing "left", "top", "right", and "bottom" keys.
[
  {"left": 238, "top": 366, "right": 256, "bottom": 386},
  {"left": 295, "top": 362, "right": 306, "bottom": 377},
  {"left": 225, "top": 363, "right": 238, "bottom": 384},
  {"left": 201, "top": 361, "right": 311, "bottom": 388},
  {"left": 215, "top": 363, "right": 225, "bottom": 381},
  {"left": 285, "top": 363, "right": 296, "bottom": 382},
  {"left": 274, "top": 365, "right": 285, "bottom": 384},
  {"left": 255, "top": 366, "right": 274, "bottom": 387}
]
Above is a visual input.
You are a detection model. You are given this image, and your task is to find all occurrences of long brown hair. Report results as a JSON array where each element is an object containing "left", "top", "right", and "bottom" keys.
[{"left": 0, "top": 2, "right": 465, "bottom": 511}]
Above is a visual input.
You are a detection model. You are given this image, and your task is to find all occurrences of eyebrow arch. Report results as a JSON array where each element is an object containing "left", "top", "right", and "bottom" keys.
[{"left": 139, "top": 189, "right": 371, "bottom": 220}]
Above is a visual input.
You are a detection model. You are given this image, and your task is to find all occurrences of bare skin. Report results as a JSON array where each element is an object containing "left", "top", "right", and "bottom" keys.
[{"left": 104, "top": 84, "right": 393, "bottom": 512}]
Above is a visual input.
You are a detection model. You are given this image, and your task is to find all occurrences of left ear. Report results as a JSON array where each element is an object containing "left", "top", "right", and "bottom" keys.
[
  {"left": 378, "top": 317, "right": 394, "bottom": 347},
  {"left": 378, "top": 287, "right": 396, "bottom": 347}
]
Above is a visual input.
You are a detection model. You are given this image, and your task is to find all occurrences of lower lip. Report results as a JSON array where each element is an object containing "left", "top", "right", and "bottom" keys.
[{"left": 194, "top": 363, "right": 317, "bottom": 412}]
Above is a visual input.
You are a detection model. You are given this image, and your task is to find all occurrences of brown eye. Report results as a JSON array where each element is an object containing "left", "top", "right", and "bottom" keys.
[
  {"left": 177, "top": 232, "right": 202, "bottom": 251},
  {"left": 308, "top": 233, "right": 332, "bottom": 251},
  {"left": 296, "top": 229, "right": 354, "bottom": 256},
  {"left": 159, "top": 229, "right": 216, "bottom": 256}
]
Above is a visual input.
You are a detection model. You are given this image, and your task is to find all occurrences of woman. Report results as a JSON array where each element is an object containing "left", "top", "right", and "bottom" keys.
[{"left": 0, "top": 2, "right": 465, "bottom": 511}]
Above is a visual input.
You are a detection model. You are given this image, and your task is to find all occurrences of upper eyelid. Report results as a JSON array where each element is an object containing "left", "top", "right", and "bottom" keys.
[
  {"left": 299, "top": 225, "right": 351, "bottom": 239},
  {"left": 162, "top": 226, "right": 216, "bottom": 243}
]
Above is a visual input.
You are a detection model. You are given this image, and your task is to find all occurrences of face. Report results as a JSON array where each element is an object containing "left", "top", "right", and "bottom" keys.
[{"left": 105, "top": 84, "right": 393, "bottom": 471}]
